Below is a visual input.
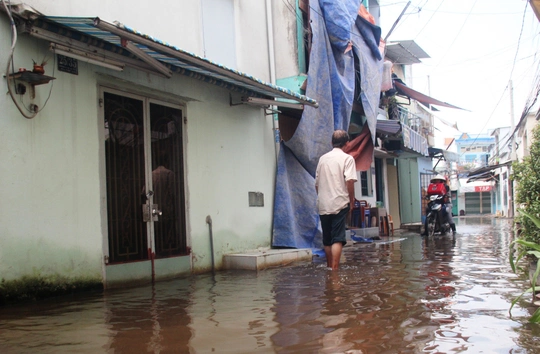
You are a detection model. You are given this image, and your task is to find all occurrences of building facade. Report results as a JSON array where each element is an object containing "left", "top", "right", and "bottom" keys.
[{"left": 0, "top": 0, "right": 316, "bottom": 289}]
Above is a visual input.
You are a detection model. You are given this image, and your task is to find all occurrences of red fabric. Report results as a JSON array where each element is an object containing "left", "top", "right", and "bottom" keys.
[
  {"left": 358, "top": 4, "right": 375, "bottom": 24},
  {"left": 342, "top": 124, "right": 374, "bottom": 172},
  {"left": 427, "top": 182, "right": 446, "bottom": 195}
]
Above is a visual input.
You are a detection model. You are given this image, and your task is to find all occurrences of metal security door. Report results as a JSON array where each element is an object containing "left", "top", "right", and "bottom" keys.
[
  {"left": 148, "top": 101, "right": 187, "bottom": 259},
  {"left": 104, "top": 91, "right": 148, "bottom": 262},
  {"left": 103, "top": 90, "right": 186, "bottom": 264}
]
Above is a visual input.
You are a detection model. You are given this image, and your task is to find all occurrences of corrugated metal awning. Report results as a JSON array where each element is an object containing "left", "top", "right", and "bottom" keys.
[
  {"left": 428, "top": 147, "right": 459, "bottom": 163},
  {"left": 467, "top": 161, "right": 512, "bottom": 179},
  {"left": 394, "top": 81, "right": 464, "bottom": 110},
  {"left": 385, "top": 40, "right": 430, "bottom": 65},
  {"left": 25, "top": 16, "right": 318, "bottom": 107},
  {"left": 376, "top": 119, "right": 401, "bottom": 136}
]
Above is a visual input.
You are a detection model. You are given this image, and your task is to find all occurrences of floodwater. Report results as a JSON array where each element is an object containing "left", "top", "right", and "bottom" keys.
[{"left": 2, "top": 217, "right": 540, "bottom": 353}]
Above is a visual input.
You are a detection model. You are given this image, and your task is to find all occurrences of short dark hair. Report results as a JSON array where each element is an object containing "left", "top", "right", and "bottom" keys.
[{"left": 332, "top": 130, "right": 349, "bottom": 148}]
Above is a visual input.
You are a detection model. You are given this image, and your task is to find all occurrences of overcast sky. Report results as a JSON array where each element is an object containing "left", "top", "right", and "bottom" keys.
[{"left": 379, "top": 0, "right": 540, "bottom": 142}]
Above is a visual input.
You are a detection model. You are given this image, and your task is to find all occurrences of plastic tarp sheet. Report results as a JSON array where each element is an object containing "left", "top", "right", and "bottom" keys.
[{"left": 272, "top": 0, "right": 382, "bottom": 249}]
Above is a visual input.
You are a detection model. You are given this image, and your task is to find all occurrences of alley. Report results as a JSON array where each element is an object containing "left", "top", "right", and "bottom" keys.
[{"left": 1, "top": 216, "right": 538, "bottom": 353}]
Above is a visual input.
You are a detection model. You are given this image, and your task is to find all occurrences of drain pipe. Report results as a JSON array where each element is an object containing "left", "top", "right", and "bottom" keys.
[
  {"left": 206, "top": 215, "right": 215, "bottom": 273},
  {"left": 265, "top": 0, "right": 279, "bottom": 160}
]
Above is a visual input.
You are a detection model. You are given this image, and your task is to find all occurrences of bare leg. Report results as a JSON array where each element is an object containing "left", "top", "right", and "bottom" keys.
[
  {"left": 324, "top": 245, "right": 333, "bottom": 268},
  {"left": 330, "top": 242, "right": 343, "bottom": 270}
]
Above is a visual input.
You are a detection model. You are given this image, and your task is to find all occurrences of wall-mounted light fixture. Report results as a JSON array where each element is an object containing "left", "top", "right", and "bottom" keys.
[
  {"left": 49, "top": 43, "right": 124, "bottom": 71},
  {"left": 241, "top": 96, "right": 304, "bottom": 110}
]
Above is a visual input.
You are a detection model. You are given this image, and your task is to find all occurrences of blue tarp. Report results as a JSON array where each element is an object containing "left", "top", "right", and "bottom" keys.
[{"left": 272, "top": 0, "right": 383, "bottom": 249}]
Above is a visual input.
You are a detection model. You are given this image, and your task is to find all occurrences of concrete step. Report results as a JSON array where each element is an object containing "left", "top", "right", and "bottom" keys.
[
  {"left": 401, "top": 222, "right": 422, "bottom": 233},
  {"left": 346, "top": 227, "right": 379, "bottom": 240},
  {"left": 223, "top": 248, "right": 312, "bottom": 271}
]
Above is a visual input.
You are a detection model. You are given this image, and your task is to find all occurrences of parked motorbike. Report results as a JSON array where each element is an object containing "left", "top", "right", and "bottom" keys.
[{"left": 424, "top": 195, "right": 451, "bottom": 237}]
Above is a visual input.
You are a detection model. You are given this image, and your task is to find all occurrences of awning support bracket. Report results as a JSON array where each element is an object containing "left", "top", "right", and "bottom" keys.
[{"left": 120, "top": 39, "right": 173, "bottom": 78}]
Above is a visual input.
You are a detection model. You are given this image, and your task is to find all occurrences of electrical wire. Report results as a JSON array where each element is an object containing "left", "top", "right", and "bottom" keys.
[
  {"left": 388, "top": 0, "right": 446, "bottom": 64},
  {"left": 427, "top": 0, "right": 477, "bottom": 74},
  {"left": 285, "top": 0, "right": 533, "bottom": 142},
  {"left": 2, "top": 0, "right": 37, "bottom": 119},
  {"left": 2, "top": 0, "right": 55, "bottom": 119},
  {"left": 496, "top": 1, "right": 538, "bottom": 151}
]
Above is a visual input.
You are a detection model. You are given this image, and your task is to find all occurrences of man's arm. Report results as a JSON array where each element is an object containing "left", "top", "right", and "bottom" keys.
[{"left": 346, "top": 179, "right": 355, "bottom": 208}]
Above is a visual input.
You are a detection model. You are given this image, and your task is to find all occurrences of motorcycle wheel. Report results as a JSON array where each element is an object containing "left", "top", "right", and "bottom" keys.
[{"left": 427, "top": 217, "right": 436, "bottom": 237}]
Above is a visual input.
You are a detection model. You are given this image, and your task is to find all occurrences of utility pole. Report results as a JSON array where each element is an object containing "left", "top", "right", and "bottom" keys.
[
  {"left": 508, "top": 80, "right": 515, "bottom": 218},
  {"left": 509, "top": 80, "right": 516, "bottom": 160},
  {"left": 384, "top": 1, "right": 411, "bottom": 43}
]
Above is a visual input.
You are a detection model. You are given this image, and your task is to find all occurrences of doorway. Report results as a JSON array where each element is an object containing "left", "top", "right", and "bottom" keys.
[{"left": 102, "top": 89, "right": 187, "bottom": 266}]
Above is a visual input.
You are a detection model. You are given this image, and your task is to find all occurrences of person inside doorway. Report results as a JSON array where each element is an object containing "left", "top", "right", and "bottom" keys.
[{"left": 152, "top": 152, "right": 176, "bottom": 243}]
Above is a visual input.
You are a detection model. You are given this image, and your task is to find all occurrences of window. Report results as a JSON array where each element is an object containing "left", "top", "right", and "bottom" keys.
[
  {"left": 360, "top": 170, "right": 372, "bottom": 197},
  {"left": 201, "top": 0, "right": 236, "bottom": 68}
]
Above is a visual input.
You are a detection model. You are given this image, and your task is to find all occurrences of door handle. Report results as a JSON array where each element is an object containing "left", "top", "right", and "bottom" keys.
[
  {"left": 143, "top": 203, "right": 162, "bottom": 222},
  {"left": 152, "top": 208, "right": 162, "bottom": 217}
]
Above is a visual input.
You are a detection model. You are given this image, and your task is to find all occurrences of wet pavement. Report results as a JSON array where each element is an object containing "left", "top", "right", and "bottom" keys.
[{"left": 2, "top": 216, "right": 540, "bottom": 353}]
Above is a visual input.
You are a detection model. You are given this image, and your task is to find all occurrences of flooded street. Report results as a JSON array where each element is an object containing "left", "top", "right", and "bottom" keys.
[{"left": 2, "top": 217, "right": 540, "bottom": 353}]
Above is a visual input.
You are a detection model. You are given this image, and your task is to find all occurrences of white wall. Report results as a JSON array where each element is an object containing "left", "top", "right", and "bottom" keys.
[
  {"left": 272, "top": 0, "right": 301, "bottom": 80},
  {"left": 202, "top": 0, "right": 236, "bottom": 68},
  {"left": 1, "top": 30, "right": 104, "bottom": 280},
  {"left": 517, "top": 113, "right": 537, "bottom": 160},
  {"left": 21, "top": 0, "right": 204, "bottom": 56},
  {"left": 235, "top": 0, "right": 272, "bottom": 82},
  {"left": 185, "top": 89, "right": 276, "bottom": 271},
  {"left": 18, "top": 0, "right": 273, "bottom": 80}
]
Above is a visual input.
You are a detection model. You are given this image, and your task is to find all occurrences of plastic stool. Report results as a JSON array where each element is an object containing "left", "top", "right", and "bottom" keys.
[
  {"left": 388, "top": 215, "right": 394, "bottom": 236},
  {"left": 380, "top": 216, "right": 388, "bottom": 236},
  {"left": 351, "top": 209, "right": 361, "bottom": 228},
  {"left": 364, "top": 209, "right": 371, "bottom": 227}
]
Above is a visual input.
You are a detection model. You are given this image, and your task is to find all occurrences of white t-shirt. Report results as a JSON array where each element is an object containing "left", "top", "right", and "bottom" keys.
[{"left": 315, "top": 148, "right": 357, "bottom": 215}]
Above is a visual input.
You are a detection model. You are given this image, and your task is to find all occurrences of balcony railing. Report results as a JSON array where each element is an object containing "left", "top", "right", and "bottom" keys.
[
  {"left": 395, "top": 105, "right": 433, "bottom": 139},
  {"left": 402, "top": 125, "right": 429, "bottom": 156},
  {"left": 384, "top": 105, "right": 429, "bottom": 156}
]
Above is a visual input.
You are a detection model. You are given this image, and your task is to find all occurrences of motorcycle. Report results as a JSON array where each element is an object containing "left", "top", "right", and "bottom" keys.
[{"left": 424, "top": 195, "right": 451, "bottom": 237}]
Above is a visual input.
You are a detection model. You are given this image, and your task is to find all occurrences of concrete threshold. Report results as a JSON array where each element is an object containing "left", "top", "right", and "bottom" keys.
[
  {"left": 223, "top": 248, "right": 312, "bottom": 271},
  {"left": 346, "top": 227, "right": 379, "bottom": 240},
  {"left": 223, "top": 228, "right": 407, "bottom": 271},
  {"left": 401, "top": 222, "right": 422, "bottom": 233}
]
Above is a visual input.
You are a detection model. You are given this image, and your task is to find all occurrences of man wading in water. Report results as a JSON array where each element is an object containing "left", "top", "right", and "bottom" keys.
[{"left": 315, "top": 130, "right": 357, "bottom": 270}]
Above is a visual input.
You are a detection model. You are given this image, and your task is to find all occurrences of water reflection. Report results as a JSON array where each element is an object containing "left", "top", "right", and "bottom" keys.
[
  {"left": 2, "top": 218, "right": 540, "bottom": 353},
  {"left": 105, "top": 284, "right": 191, "bottom": 353}
]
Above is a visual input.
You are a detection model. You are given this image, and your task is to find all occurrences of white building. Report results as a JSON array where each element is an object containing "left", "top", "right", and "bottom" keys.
[{"left": 0, "top": 1, "right": 316, "bottom": 289}]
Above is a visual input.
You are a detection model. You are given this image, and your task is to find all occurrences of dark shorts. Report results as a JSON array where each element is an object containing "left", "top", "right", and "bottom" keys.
[{"left": 320, "top": 206, "right": 349, "bottom": 247}]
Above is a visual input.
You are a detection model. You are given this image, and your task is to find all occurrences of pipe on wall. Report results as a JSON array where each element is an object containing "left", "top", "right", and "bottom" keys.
[
  {"left": 265, "top": 0, "right": 280, "bottom": 160},
  {"left": 206, "top": 215, "right": 215, "bottom": 273}
]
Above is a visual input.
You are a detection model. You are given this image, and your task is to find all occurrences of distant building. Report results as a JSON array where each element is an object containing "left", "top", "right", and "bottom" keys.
[
  {"left": 455, "top": 133, "right": 495, "bottom": 170},
  {"left": 452, "top": 133, "right": 496, "bottom": 215}
]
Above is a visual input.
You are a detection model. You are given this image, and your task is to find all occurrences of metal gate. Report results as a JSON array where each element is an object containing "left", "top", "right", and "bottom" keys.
[
  {"left": 420, "top": 173, "right": 434, "bottom": 217},
  {"left": 464, "top": 192, "right": 491, "bottom": 215},
  {"left": 103, "top": 90, "right": 187, "bottom": 264}
]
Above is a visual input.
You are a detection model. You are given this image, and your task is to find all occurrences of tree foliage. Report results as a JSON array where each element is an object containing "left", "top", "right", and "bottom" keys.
[
  {"left": 512, "top": 124, "right": 540, "bottom": 247},
  {"left": 510, "top": 124, "right": 540, "bottom": 322}
]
